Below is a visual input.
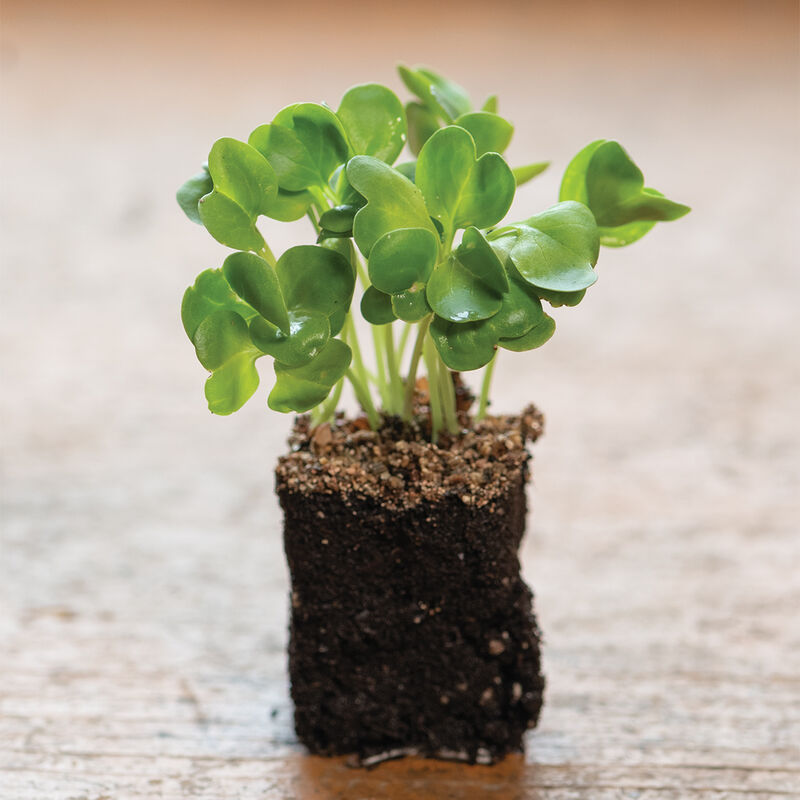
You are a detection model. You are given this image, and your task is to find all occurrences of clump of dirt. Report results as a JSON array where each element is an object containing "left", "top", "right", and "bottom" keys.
[{"left": 276, "top": 378, "right": 544, "bottom": 510}]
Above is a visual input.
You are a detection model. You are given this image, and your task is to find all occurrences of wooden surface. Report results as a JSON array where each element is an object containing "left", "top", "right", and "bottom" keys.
[{"left": 1, "top": 1, "right": 799, "bottom": 797}]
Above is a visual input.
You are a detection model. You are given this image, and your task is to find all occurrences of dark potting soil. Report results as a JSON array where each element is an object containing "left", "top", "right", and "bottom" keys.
[{"left": 276, "top": 395, "right": 545, "bottom": 764}]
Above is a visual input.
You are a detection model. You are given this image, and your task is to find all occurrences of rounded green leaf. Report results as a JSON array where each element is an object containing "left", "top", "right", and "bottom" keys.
[
  {"left": 360, "top": 286, "right": 397, "bottom": 325},
  {"left": 181, "top": 268, "right": 257, "bottom": 340},
  {"left": 192, "top": 310, "right": 262, "bottom": 415},
  {"left": 427, "top": 227, "right": 508, "bottom": 322},
  {"left": 198, "top": 191, "right": 265, "bottom": 252},
  {"left": 486, "top": 270, "right": 547, "bottom": 340},
  {"left": 192, "top": 309, "right": 253, "bottom": 370},
  {"left": 405, "top": 101, "right": 439, "bottom": 156},
  {"left": 176, "top": 164, "right": 213, "bottom": 224},
  {"left": 491, "top": 201, "right": 599, "bottom": 292},
  {"left": 207, "top": 138, "right": 277, "bottom": 217},
  {"left": 250, "top": 104, "right": 350, "bottom": 192},
  {"left": 276, "top": 245, "right": 355, "bottom": 321},
  {"left": 222, "top": 252, "right": 289, "bottom": 332},
  {"left": 337, "top": 84, "right": 406, "bottom": 164},
  {"left": 586, "top": 142, "right": 690, "bottom": 227},
  {"left": 265, "top": 188, "right": 314, "bottom": 222},
  {"left": 427, "top": 258, "right": 503, "bottom": 323},
  {"left": 560, "top": 140, "right": 690, "bottom": 241},
  {"left": 416, "top": 126, "right": 515, "bottom": 238},
  {"left": 499, "top": 315, "right": 556, "bottom": 352},
  {"left": 398, "top": 65, "right": 471, "bottom": 122},
  {"left": 269, "top": 338, "right": 352, "bottom": 413},
  {"left": 391, "top": 284, "right": 431, "bottom": 322},
  {"left": 559, "top": 139, "right": 604, "bottom": 206},
  {"left": 454, "top": 111, "right": 513, "bottom": 156},
  {"left": 249, "top": 311, "right": 330, "bottom": 367},
  {"left": 319, "top": 204, "right": 358, "bottom": 234},
  {"left": 249, "top": 123, "right": 320, "bottom": 191},
  {"left": 204, "top": 352, "right": 261, "bottom": 415},
  {"left": 429, "top": 316, "right": 497, "bottom": 371},
  {"left": 368, "top": 227, "right": 438, "bottom": 294},
  {"left": 292, "top": 103, "right": 351, "bottom": 177},
  {"left": 346, "top": 155, "right": 437, "bottom": 257}
]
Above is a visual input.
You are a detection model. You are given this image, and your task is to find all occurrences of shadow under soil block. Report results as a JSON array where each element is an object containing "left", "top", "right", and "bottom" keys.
[{"left": 276, "top": 407, "right": 545, "bottom": 765}]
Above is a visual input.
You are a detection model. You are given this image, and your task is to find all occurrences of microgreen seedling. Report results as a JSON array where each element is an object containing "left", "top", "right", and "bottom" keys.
[{"left": 178, "top": 66, "right": 689, "bottom": 438}]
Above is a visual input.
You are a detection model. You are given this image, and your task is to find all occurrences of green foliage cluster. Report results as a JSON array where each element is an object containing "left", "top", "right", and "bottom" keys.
[{"left": 179, "top": 66, "right": 689, "bottom": 436}]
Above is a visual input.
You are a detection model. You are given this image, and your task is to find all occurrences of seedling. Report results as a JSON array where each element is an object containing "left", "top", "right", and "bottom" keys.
[{"left": 178, "top": 66, "right": 689, "bottom": 438}]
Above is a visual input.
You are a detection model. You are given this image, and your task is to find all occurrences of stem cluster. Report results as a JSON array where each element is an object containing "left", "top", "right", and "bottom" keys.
[{"left": 305, "top": 199, "right": 496, "bottom": 436}]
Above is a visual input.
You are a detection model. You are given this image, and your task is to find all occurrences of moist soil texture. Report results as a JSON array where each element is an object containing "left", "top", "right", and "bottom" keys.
[{"left": 276, "top": 391, "right": 546, "bottom": 764}]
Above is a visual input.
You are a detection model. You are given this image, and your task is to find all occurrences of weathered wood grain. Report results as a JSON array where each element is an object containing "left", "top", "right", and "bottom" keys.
[{"left": 1, "top": 0, "right": 799, "bottom": 797}]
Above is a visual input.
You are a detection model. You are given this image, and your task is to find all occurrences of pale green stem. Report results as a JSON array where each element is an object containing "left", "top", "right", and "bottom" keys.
[
  {"left": 403, "top": 315, "right": 432, "bottom": 420},
  {"left": 346, "top": 368, "right": 381, "bottom": 430},
  {"left": 383, "top": 324, "right": 404, "bottom": 415},
  {"left": 397, "top": 321, "right": 412, "bottom": 365},
  {"left": 371, "top": 326, "right": 391, "bottom": 410},
  {"left": 344, "top": 314, "right": 379, "bottom": 421},
  {"left": 316, "top": 377, "right": 344, "bottom": 424},
  {"left": 438, "top": 356, "right": 459, "bottom": 435},
  {"left": 476, "top": 351, "right": 498, "bottom": 420},
  {"left": 423, "top": 337, "right": 443, "bottom": 442}
]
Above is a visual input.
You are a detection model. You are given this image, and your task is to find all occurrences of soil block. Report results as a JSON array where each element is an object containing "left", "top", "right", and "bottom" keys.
[{"left": 276, "top": 405, "right": 545, "bottom": 765}]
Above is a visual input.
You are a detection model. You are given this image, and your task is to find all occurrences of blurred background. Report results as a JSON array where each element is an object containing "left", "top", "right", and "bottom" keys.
[{"left": 1, "top": 0, "right": 799, "bottom": 796}]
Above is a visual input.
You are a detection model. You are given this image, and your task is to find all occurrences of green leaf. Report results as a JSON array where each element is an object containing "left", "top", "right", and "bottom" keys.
[
  {"left": 198, "top": 191, "right": 265, "bottom": 252},
  {"left": 269, "top": 338, "right": 352, "bottom": 413},
  {"left": 346, "top": 155, "right": 437, "bottom": 257},
  {"left": 192, "top": 310, "right": 261, "bottom": 415},
  {"left": 560, "top": 139, "right": 690, "bottom": 241},
  {"left": 265, "top": 188, "right": 314, "bottom": 222},
  {"left": 512, "top": 161, "right": 550, "bottom": 187},
  {"left": 221, "top": 252, "right": 289, "bottom": 332},
  {"left": 398, "top": 65, "right": 471, "bottom": 122},
  {"left": 249, "top": 123, "right": 319, "bottom": 191},
  {"left": 276, "top": 245, "right": 355, "bottom": 325},
  {"left": 429, "top": 316, "right": 497, "bottom": 371},
  {"left": 198, "top": 138, "right": 276, "bottom": 251},
  {"left": 487, "top": 269, "right": 548, "bottom": 340},
  {"left": 454, "top": 111, "right": 513, "bottom": 156},
  {"left": 427, "top": 226, "right": 508, "bottom": 323},
  {"left": 490, "top": 201, "right": 599, "bottom": 292},
  {"left": 249, "top": 311, "right": 330, "bottom": 367},
  {"left": 337, "top": 84, "right": 406, "bottom": 164},
  {"left": 559, "top": 139, "right": 603, "bottom": 205},
  {"left": 405, "top": 102, "right": 439, "bottom": 156},
  {"left": 249, "top": 103, "right": 350, "bottom": 192},
  {"left": 481, "top": 95, "right": 498, "bottom": 113},
  {"left": 360, "top": 286, "right": 397, "bottom": 325},
  {"left": 395, "top": 161, "right": 417, "bottom": 182},
  {"left": 536, "top": 287, "right": 586, "bottom": 307},
  {"left": 499, "top": 315, "right": 556, "bottom": 351},
  {"left": 177, "top": 164, "right": 213, "bottom": 224},
  {"left": 319, "top": 204, "right": 358, "bottom": 234},
  {"left": 416, "top": 126, "right": 515, "bottom": 239},
  {"left": 368, "top": 227, "right": 438, "bottom": 294},
  {"left": 181, "top": 268, "right": 257, "bottom": 340},
  {"left": 207, "top": 138, "right": 277, "bottom": 217},
  {"left": 597, "top": 219, "right": 656, "bottom": 247},
  {"left": 391, "top": 284, "right": 431, "bottom": 322},
  {"left": 429, "top": 263, "right": 553, "bottom": 369}
]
